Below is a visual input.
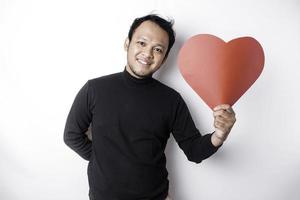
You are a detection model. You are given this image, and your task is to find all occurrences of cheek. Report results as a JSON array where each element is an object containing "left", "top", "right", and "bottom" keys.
[
  {"left": 155, "top": 55, "right": 165, "bottom": 64},
  {"left": 128, "top": 45, "right": 137, "bottom": 54},
  {"left": 132, "top": 45, "right": 142, "bottom": 52}
]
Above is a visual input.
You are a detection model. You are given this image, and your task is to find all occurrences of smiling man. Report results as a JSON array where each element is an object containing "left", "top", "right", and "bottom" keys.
[
  {"left": 124, "top": 20, "right": 169, "bottom": 78},
  {"left": 64, "top": 14, "right": 236, "bottom": 200}
]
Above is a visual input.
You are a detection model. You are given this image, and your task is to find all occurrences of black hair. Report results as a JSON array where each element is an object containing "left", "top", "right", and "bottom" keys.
[{"left": 128, "top": 14, "right": 175, "bottom": 60}]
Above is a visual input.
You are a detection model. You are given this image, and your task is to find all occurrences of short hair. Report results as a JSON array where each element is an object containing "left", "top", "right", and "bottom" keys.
[{"left": 128, "top": 14, "right": 176, "bottom": 60}]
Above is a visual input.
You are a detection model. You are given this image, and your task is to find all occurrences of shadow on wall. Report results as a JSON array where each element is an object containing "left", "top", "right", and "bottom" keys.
[
  {"left": 153, "top": 28, "right": 185, "bottom": 83},
  {"left": 156, "top": 34, "right": 189, "bottom": 199},
  {"left": 277, "top": 165, "right": 300, "bottom": 200}
]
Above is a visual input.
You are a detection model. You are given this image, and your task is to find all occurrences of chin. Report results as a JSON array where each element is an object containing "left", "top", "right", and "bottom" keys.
[
  {"left": 136, "top": 71, "right": 151, "bottom": 78},
  {"left": 133, "top": 67, "right": 150, "bottom": 75}
]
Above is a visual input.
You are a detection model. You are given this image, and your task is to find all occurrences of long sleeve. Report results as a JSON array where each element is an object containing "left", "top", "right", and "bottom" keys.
[
  {"left": 171, "top": 93, "right": 221, "bottom": 164},
  {"left": 63, "top": 80, "right": 95, "bottom": 161}
]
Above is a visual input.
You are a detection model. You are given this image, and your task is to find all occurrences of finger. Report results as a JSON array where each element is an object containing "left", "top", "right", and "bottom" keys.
[
  {"left": 216, "top": 115, "right": 227, "bottom": 121},
  {"left": 215, "top": 116, "right": 230, "bottom": 125},
  {"left": 214, "top": 121, "right": 231, "bottom": 133},
  {"left": 226, "top": 107, "right": 235, "bottom": 115},
  {"left": 213, "top": 104, "right": 231, "bottom": 111},
  {"left": 215, "top": 115, "right": 235, "bottom": 128},
  {"left": 214, "top": 120, "right": 225, "bottom": 129},
  {"left": 216, "top": 114, "right": 236, "bottom": 125},
  {"left": 214, "top": 121, "right": 229, "bottom": 132},
  {"left": 213, "top": 109, "right": 232, "bottom": 118}
]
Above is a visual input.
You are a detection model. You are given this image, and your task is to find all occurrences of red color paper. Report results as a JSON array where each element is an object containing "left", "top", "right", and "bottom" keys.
[{"left": 178, "top": 34, "right": 264, "bottom": 109}]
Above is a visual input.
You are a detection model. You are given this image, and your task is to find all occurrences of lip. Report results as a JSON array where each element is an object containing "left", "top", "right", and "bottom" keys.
[{"left": 136, "top": 58, "right": 152, "bottom": 66}]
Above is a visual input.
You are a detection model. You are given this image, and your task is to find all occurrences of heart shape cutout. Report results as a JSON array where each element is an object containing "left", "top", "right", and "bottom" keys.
[{"left": 178, "top": 34, "right": 264, "bottom": 110}]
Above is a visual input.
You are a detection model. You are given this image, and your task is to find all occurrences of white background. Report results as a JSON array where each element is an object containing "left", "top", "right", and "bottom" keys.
[{"left": 1, "top": 0, "right": 299, "bottom": 199}]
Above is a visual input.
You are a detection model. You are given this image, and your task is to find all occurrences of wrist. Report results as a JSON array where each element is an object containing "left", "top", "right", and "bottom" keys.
[{"left": 211, "top": 132, "right": 225, "bottom": 147}]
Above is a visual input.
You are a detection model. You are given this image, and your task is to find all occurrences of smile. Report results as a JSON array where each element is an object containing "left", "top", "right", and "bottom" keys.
[{"left": 137, "top": 59, "right": 151, "bottom": 66}]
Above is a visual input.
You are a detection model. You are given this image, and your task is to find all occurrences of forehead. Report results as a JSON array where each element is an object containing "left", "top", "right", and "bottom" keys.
[{"left": 132, "top": 21, "right": 169, "bottom": 47}]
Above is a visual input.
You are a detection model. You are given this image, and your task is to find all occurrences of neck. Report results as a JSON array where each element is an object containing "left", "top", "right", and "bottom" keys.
[
  {"left": 126, "top": 65, "right": 142, "bottom": 79},
  {"left": 122, "top": 66, "right": 154, "bottom": 86},
  {"left": 125, "top": 65, "right": 154, "bottom": 79}
]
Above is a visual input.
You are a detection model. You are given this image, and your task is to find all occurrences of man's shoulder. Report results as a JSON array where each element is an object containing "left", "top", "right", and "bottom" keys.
[
  {"left": 87, "top": 71, "right": 123, "bottom": 87},
  {"left": 90, "top": 71, "right": 122, "bottom": 82},
  {"left": 153, "top": 79, "right": 181, "bottom": 98}
]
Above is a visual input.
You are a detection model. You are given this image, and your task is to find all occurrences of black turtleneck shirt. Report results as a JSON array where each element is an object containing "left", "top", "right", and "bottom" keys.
[{"left": 63, "top": 67, "right": 221, "bottom": 200}]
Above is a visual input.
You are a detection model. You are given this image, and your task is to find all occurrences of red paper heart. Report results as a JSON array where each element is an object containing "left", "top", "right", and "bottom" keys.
[{"left": 178, "top": 34, "right": 264, "bottom": 110}]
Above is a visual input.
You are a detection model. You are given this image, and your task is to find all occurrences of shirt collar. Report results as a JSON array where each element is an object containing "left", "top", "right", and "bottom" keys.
[{"left": 122, "top": 66, "right": 155, "bottom": 86}]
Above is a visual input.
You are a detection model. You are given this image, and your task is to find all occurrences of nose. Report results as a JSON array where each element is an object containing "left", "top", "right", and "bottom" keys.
[{"left": 142, "top": 47, "right": 154, "bottom": 59}]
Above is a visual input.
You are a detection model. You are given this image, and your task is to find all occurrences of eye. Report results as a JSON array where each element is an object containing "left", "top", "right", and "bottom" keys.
[
  {"left": 154, "top": 48, "right": 163, "bottom": 54},
  {"left": 137, "top": 41, "right": 146, "bottom": 46}
]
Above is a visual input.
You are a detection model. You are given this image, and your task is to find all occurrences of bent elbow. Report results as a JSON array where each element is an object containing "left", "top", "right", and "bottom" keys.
[
  {"left": 187, "top": 154, "right": 203, "bottom": 164},
  {"left": 63, "top": 131, "right": 72, "bottom": 147}
]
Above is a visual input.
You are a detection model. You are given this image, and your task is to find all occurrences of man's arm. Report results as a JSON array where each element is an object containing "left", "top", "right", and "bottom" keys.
[
  {"left": 63, "top": 81, "right": 94, "bottom": 161},
  {"left": 171, "top": 94, "right": 221, "bottom": 164}
]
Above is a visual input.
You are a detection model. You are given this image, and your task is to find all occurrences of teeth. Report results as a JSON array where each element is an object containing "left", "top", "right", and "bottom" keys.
[{"left": 138, "top": 59, "right": 149, "bottom": 65}]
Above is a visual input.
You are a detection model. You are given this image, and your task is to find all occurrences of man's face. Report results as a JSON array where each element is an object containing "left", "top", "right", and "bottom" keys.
[{"left": 124, "top": 20, "right": 169, "bottom": 79}]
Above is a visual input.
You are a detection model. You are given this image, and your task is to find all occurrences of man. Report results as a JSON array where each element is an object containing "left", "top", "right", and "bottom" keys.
[{"left": 64, "top": 14, "right": 236, "bottom": 200}]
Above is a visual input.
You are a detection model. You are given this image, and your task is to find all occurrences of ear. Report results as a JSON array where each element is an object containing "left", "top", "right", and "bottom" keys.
[{"left": 124, "top": 38, "right": 130, "bottom": 51}]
